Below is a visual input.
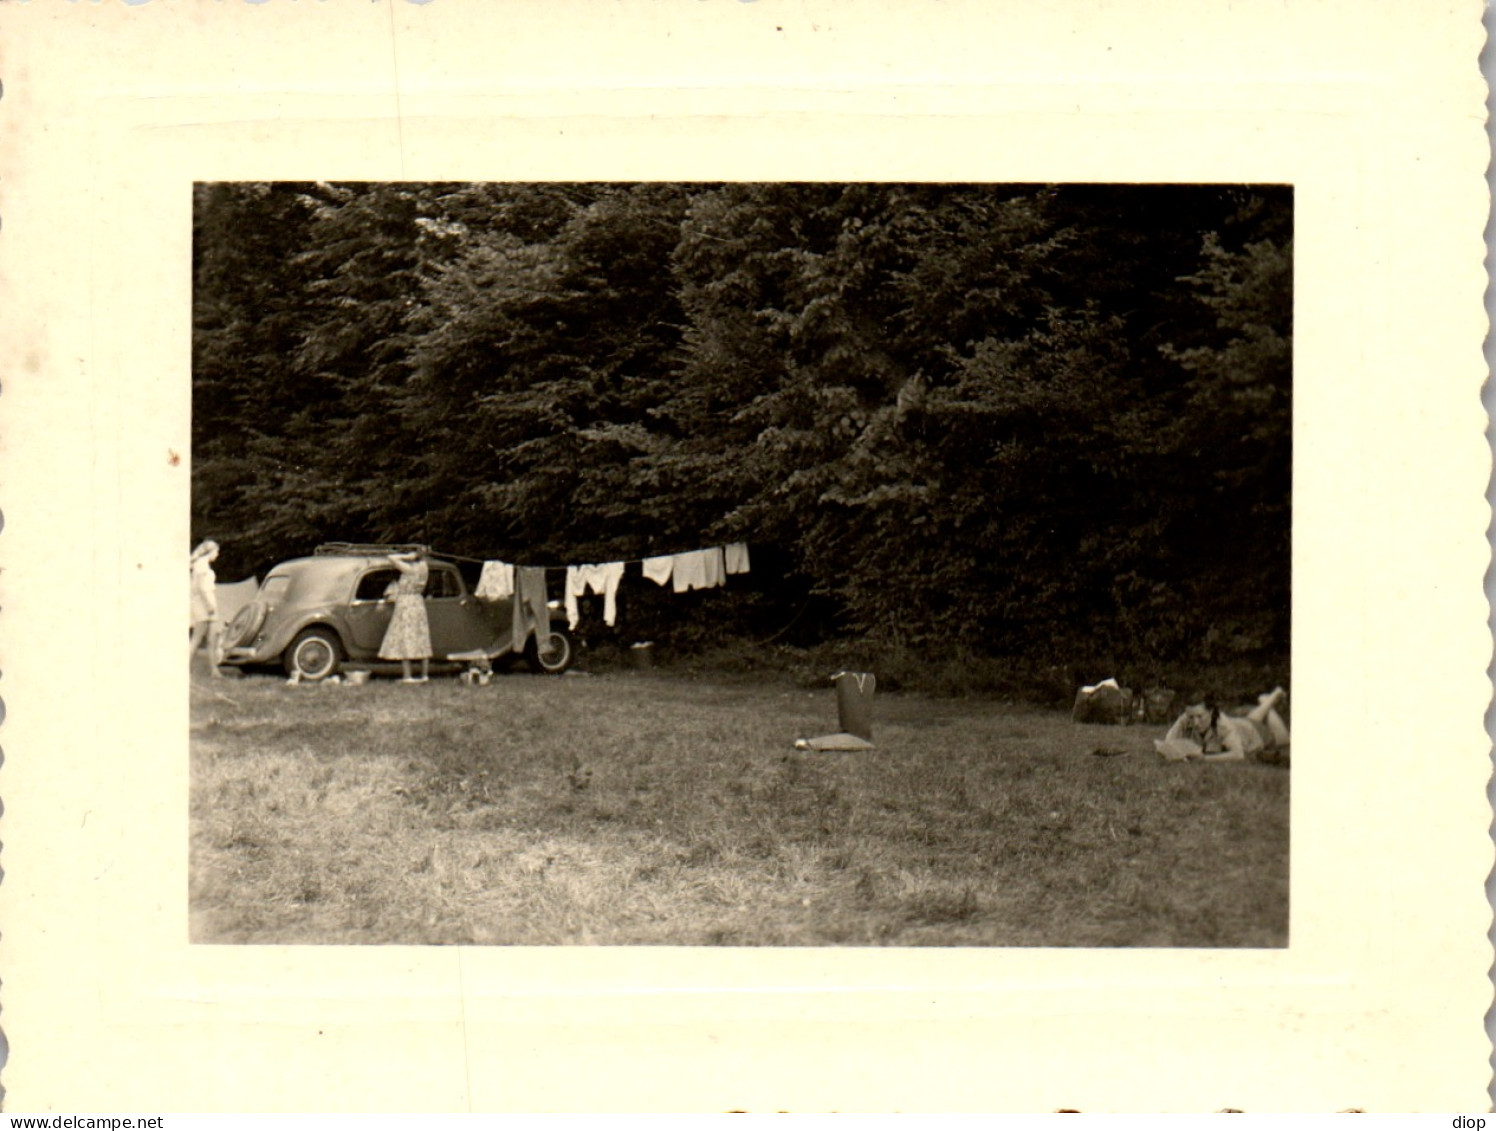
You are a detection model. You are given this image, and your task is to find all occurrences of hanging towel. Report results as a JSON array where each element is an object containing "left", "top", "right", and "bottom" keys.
[
  {"left": 641, "top": 555, "right": 674, "bottom": 586},
  {"left": 475, "top": 560, "right": 514, "bottom": 600},
  {"left": 702, "top": 545, "right": 726, "bottom": 589},
  {"left": 513, "top": 567, "right": 550, "bottom": 652},
  {"left": 671, "top": 549, "right": 709, "bottom": 593},
  {"left": 724, "top": 542, "right": 751, "bottom": 575}
]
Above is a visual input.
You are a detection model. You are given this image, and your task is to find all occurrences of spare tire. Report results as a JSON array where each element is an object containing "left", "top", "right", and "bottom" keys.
[{"left": 225, "top": 602, "right": 266, "bottom": 648}]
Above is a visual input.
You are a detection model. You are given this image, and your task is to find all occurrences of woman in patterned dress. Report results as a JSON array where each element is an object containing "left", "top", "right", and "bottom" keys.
[{"left": 378, "top": 550, "right": 433, "bottom": 682}]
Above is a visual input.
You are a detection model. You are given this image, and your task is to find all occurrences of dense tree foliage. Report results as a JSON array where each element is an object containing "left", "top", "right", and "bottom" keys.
[{"left": 193, "top": 181, "right": 1291, "bottom": 669}]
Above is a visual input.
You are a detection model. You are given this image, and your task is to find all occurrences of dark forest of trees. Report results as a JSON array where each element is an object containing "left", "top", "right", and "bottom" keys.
[{"left": 193, "top": 181, "right": 1291, "bottom": 672}]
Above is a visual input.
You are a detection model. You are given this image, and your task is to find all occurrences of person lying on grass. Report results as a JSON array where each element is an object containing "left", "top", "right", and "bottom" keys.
[{"left": 1157, "top": 687, "right": 1289, "bottom": 765}]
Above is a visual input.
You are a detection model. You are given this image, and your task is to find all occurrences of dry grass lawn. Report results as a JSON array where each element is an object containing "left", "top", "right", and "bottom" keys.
[{"left": 190, "top": 670, "right": 1288, "bottom": 946}]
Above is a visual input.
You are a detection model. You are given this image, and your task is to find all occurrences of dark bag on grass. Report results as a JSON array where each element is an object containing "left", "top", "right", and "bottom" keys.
[{"left": 1072, "top": 681, "right": 1132, "bottom": 725}]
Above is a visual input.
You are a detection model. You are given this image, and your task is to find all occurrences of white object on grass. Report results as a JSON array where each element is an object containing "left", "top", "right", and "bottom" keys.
[
  {"left": 794, "top": 732, "right": 875, "bottom": 752},
  {"left": 1154, "top": 737, "right": 1202, "bottom": 761}
]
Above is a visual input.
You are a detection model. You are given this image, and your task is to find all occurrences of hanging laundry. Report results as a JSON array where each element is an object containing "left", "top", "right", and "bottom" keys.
[
  {"left": 671, "top": 549, "right": 709, "bottom": 593},
  {"left": 641, "top": 555, "right": 674, "bottom": 587},
  {"left": 566, "top": 562, "right": 629, "bottom": 628},
  {"left": 593, "top": 561, "right": 625, "bottom": 626},
  {"left": 564, "top": 565, "right": 586, "bottom": 630},
  {"left": 724, "top": 542, "right": 751, "bottom": 575},
  {"left": 475, "top": 560, "right": 514, "bottom": 600},
  {"left": 512, "top": 567, "right": 550, "bottom": 652},
  {"left": 577, "top": 564, "right": 610, "bottom": 594},
  {"left": 702, "top": 545, "right": 726, "bottom": 589},
  {"left": 670, "top": 549, "right": 726, "bottom": 593}
]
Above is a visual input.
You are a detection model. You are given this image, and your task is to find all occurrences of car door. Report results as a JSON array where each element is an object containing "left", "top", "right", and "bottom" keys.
[
  {"left": 422, "top": 564, "right": 495, "bottom": 656},
  {"left": 343, "top": 566, "right": 398, "bottom": 655}
]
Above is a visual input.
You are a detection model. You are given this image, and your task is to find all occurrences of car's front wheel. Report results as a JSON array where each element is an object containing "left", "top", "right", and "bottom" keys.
[
  {"left": 526, "top": 629, "right": 573, "bottom": 674},
  {"left": 283, "top": 627, "right": 344, "bottom": 682}
]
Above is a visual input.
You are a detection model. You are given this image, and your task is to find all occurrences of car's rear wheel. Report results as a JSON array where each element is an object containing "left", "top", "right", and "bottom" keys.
[
  {"left": 526, "top": 629, "right": 573, "bottom": 674},
  {"left": 283, "top": 627, "right": 344, "bottom": 682}
]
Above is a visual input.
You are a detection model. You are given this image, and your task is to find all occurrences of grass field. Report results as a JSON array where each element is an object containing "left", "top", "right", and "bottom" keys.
[{"left": 190, "top": 669, "right": 1289, "bottom": 947}]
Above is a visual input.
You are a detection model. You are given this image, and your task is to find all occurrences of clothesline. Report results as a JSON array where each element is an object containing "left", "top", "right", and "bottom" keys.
[
  {"left": 319, "top": 541, "right": 747, "bottom": 573},
  {"left": 448, "top": 543, "right": 752, "bottom": 628},
  {"left": 431, "top": 547, "right": 739, "bottom": 572}
]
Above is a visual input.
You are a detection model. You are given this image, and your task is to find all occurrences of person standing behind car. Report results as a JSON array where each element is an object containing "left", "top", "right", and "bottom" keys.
[
  {"left": 189, "top": 539, "right": 223, "bottom": 677},
  {"left": 378, "top": 550, "right": 433, "bottom": 682}
]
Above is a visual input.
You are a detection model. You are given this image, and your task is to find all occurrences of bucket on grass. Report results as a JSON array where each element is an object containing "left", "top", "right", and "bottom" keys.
[
  {"left": 833, "top": 671, "right": 876, "bottom": 741},
  {"left": 630, "top": 641, "right": 654, "bottom": 669}
]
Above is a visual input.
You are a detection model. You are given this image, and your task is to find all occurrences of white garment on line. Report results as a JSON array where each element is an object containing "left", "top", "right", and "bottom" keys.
[
  {"left": 475, "top": 560, "right": 514, "bottom": 600},
  {"left": 672, "top": 549, "right": 725, "bottom": 593},
  {"left": 589, "top": 562, "right": 625, "bottom": 626},
  {"left": 566, "top": 562, "right": 627, "bottom": 627},
  {"left": 641, "top": 555, "right": 674, "bottom": 586},
  {"left": 702, "top": 546, "right": 726, "bottom": 588},
  {"left": 564, "top": 566, "right": 585, "bottom": 629},
  {"left": 724, "top": 542, "right": 751, "bottom": 575},
  {"left": 671, "top": 550, "right": 708, "bottom": 593}
]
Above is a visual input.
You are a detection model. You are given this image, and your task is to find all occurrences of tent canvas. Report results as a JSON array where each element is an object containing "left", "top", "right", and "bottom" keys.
[{"left": 215, "top": 577, "right": 258, "bottom": 626}]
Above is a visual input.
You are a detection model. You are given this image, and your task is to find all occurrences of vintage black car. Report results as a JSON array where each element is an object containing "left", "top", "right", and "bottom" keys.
[{"left": 220, "top": 546, "right": 572, "bottom": 681}]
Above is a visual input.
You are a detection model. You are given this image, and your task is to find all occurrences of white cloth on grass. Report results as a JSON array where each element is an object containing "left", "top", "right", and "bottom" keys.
[{"left": 794, "top": 733, "right": 875, "bottom": 752}]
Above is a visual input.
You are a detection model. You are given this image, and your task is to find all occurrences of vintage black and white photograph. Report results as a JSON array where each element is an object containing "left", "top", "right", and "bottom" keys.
[
  {"left": 8, "top": 0, "right": 1490, "bottom": 1110},
  {"left": 189, "top": 181, "right": 1292, "bottom": 947}
]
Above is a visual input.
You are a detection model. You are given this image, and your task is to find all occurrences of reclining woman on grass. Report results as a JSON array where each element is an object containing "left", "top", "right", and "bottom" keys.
[{"left": 1157, "top": 687, "right": 1290, "bottom": 765}]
